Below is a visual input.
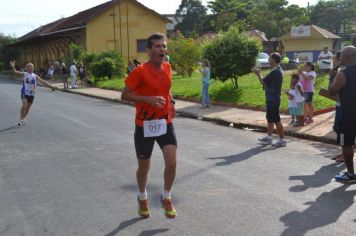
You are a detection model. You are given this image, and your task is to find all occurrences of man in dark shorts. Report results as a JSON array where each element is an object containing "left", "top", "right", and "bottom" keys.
[
  {"left": 252, "top": 53, "right": 286, "bottom": 147},
  {"left": 10, "top": 61, "right": 56, "bottom": 126},
  {"left": 329, "top": 46, "right": 356, "bottom": 183},
  {"left": 121, "top": 33, "right": 178, "bottom": 218},
  {"left": 61, "top": 63, "right": 69, "bottom": 89}
]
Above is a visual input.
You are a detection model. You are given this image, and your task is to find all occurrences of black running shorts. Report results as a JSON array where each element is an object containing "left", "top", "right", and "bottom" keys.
[
  {"left": 337, "top": 126, "right": 356, "bottom": 146},
  {"left": 134, "top": 123, "right": 177, "bottom": 160},
  {"left": 21, "top": 94, "right": 34, "bottom": 104},
  {"left": 266, "top": 106, "right": 281, "bottom": 123}
]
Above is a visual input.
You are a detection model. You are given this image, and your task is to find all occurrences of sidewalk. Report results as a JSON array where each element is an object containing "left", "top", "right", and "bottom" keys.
[{"left": 51, "top": 82, "right": 337, "bottom": 145}]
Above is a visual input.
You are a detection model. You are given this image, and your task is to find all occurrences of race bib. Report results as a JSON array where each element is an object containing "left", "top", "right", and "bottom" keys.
[{"left": 143, "top": 119, "right": 167, "bottom": 137}]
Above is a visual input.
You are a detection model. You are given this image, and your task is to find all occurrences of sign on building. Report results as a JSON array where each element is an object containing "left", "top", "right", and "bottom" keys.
[
  {"left": 291, "top": 26, "right": 311, "bottom": 37},
  {"left": 294, "top": 52, "right": 314, "bottom": 63}
]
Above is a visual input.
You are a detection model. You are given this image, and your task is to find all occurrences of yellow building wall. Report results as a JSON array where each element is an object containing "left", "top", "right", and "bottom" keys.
[
  {"left": 86, "top": 0, "right": 167, "bottom": 63},
  {"left": 283, "top": 39, "right": 334, "bottom": 52},
  {"left": 280, "top": 26, "right": 336, "bottom": 52}
]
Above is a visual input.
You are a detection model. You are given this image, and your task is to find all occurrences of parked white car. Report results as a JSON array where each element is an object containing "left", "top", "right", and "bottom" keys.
[{"left": 257, "top": 52, "right": 270, "bottom": 69}]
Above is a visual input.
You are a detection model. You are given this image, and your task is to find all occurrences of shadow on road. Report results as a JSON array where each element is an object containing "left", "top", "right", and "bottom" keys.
[
  {"left": 206, "top": 145, "right": 276, "bottom": 166},
  {"left": 104, "top": 217, "right": 144, "bottom": 236},
  {"left": 139, "top": 228, "right": 169, "bottom": 236},
  {"left": 280, "top": 184, "right": 356, "bottom": 235},
  {"left": 289, "top": 163, "right": 345, "bottom": 192},
  {"left": 0, "top": 125, "right": 20, "bottom": 134},
  {"left": 311, "top": 142, "right": 340, "bottom": 159}
]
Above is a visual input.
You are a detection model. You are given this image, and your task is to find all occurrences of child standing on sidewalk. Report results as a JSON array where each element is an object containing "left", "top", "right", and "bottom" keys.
[
  {"left": 292, "top": 73, "right": 305, "bottom": 127},
  {"left": 286, "top": 84, "right": 298, "bottom": 126}
]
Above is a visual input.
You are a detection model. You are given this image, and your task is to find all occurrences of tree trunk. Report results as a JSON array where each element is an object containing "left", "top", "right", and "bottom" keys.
[{"left": 230, "top": 77, "right": 239, "bottom": 89}]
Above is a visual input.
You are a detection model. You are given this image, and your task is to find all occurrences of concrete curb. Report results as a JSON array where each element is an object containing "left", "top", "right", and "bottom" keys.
[
  {"left": 61, "top": 88, "right": 337, "bottom": 145},
  {"left": 60, "top": 88, "right": 135, "bottom": 107},
  {"left": 176, "top": 110, "right": 337, "bottom": 145}
]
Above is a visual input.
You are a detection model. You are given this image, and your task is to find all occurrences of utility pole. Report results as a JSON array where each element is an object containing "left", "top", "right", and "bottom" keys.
[
  {"left": 126, "top": 0, "right": 129, "bottom": 61},
  {"left": 119, "top": 1, "right": 123, "bottom": 54},
  {"left": 110, "top": 0, "right": 117, "bottom": 51}
]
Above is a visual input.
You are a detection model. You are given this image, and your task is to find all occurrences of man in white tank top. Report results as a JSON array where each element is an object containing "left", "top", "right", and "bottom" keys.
[{"left": 10, "top": 61, "right": 56, "bottom": 126}]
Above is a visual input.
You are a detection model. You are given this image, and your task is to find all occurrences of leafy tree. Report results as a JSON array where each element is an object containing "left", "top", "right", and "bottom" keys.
[
  {"left": 97, "top": 50, "right": 125, "bottom": 77},
  {"left": 68, "top": 47, "right": 125, "bottom": 81},
  {"left": 208, "top": 0, "right": 250, "bottom": 32},
  {"left": 203, "top": 27, "right": 261, "bottom": 89},
  {"left": 205, "top": 0, "right": 309, "bottom": 38},
  {"left": 0, "top": 33, "right": 21, "bottom": 68},
  {"left": 175, "top": 0, "right": 208, "bottom": 37},
  {"left": 309, "top": 0, "right": 356, "bottom": 35},
  {"left": 91, "top": 57, "right": 117, "bottom": 80},
  {"left": 247, "top": 0, "right": 309, "bottom": 38},
  {"left": 168, "top": 33, "right": 202, "bottom": 77},
  {"left": 68, "top": 43, "right": 85, "bottom": 63}
]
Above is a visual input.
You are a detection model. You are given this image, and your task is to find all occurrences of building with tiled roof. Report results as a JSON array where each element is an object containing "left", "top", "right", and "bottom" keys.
[
  {"left": 11, "top": 0, "right": 170, "bottom": 69},
  {"left": 279, "top": 25, "right": 341, "bottom": 62}
]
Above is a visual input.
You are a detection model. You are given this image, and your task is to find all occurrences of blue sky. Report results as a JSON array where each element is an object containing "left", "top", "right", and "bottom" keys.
[{"left": 0, "top": 0, "right": 317, "bottom": 37}]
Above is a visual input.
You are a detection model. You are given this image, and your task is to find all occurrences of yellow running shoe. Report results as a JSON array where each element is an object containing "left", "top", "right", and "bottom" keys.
[
  {"left": 160, "top": 195, "right": 177, "bottom": 218},
  {"left": 137, "top": 197, "right": 150, "bottom": 218}
]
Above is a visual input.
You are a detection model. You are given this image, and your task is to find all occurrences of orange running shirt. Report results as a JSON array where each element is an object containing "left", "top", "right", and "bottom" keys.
[{"left": 124, "top": 62, "right": 173, "bottom": 127}]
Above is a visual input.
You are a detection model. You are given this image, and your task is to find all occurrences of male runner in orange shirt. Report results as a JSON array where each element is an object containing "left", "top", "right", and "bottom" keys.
[{"left": 121, "top": 33, "right": 177, "bottom": 218}]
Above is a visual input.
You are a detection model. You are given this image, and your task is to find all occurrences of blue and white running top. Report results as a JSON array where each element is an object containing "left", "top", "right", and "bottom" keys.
[{"left": 21, "top": 72, "right": 36, "bottom": 96}]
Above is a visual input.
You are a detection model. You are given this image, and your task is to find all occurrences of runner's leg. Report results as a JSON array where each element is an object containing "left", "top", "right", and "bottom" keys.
[
  {"left": 343, "top": 145, "right": 354, "bottom": 174},
  {"left": 20, "top": 99, "right": 27, "bottom": 120},
  {"left": 137, "top": 159, "right": 150, "bottom": 193},
  {"left": 162, "top": 144, "right": 177, "bottom": 192},
  {"left": 23, "top": 102, "right": 32, "bottom": 121}
]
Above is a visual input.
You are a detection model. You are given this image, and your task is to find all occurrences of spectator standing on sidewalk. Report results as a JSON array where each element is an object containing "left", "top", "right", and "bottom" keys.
[
  {"left": 127, "top": 60, "right": 135, "bottom": 74},
  {"left": 198, "top": 59, "right": 211, "bottom": 109},
  {"left": 69, "top": 62, "right": 78, "bottom": 89},
  {"left": 121, "top": 33, "right": 178, "bottom": 218},
  {"left": 61, "top": 63, "right": 69, "bottom": 89},
  {"left": 329, "top": 51, "right": 344, "bottom": 162},
  {"left": 286, "top": 74, "right": 299, "bottom": 126},
  {"left": 318, "top": 46, "right": 333, "bottom": 73},
  {"left": 78, "top": 63, "right": 86, "bottom": 87},
  {"left": 10, "top": 61, "right": 56, "bottom": 126},
  {"left": 329, "top": 46, "right": 356, "bottom": 183},
  {"left": 299, "top": 62, "right": 317, "bottom": 124},
  {"left": 47, "top": 64, "right": 55, "bottom": 82},
  {"left": 252, "top": 52, "right": 286, "bottom": 147}
]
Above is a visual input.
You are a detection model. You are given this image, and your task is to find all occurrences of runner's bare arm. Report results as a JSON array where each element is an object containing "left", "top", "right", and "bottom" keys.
[
  {"left": 36, "top": 75, "right": 56, "bottom": 90},
  {"left": 329, "top": 71, "right": 346, "bottom": 96},
  {"left": 121, "top": 86, "right": 165, "bottom": 108},
  {"left": 9, "top": 61, "right": 24, "bottom": 77},
  {"left": 169, "top": 92, "right": 176, "bottom": 119}
]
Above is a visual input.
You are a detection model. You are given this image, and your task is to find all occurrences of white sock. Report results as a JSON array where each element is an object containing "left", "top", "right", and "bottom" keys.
[
  {"left": 138, "top": 190, "right": 147, "bottom": 200},
  {"left": 162, "top": 190, "right": 171, "bottom": 199}
]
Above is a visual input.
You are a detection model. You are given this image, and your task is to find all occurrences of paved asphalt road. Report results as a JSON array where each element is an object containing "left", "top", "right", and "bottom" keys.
[{"left": 1, "top": 78, "right": 356, "bottom": 236}]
